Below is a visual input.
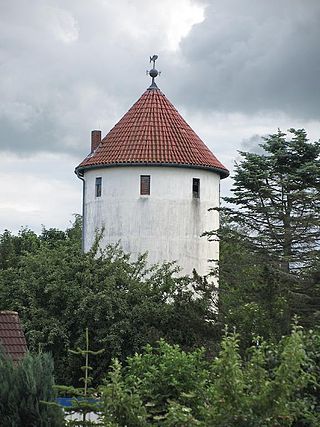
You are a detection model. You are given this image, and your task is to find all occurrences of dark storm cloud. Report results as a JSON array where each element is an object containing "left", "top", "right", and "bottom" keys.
[
  {"left": 0, "top": 0, "right": 169, "bottom": 156},
  {"left": 2, "top": 0, "right": 320, "bottom": 158},
  {"left": 174, "top": 0, "right": 320, "bottom": 118}
]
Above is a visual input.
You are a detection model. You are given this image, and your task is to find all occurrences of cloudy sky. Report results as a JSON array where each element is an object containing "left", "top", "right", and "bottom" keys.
[{"left": 1, "top": 0, "right": 320, "bottom": 233}]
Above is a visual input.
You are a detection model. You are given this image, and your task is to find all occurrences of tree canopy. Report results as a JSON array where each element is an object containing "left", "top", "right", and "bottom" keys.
[
  {"left": 0, "top": 217, "right": 218, "bottom": 385},
  {"left": 218, "top": 128, "right": 320, "bottom": 338},
  {"left": 224, "top": 128, "right": 320, "bottom": 273},
  {"left": 101, "top": 328, "right": 320, "bottom": 426}
]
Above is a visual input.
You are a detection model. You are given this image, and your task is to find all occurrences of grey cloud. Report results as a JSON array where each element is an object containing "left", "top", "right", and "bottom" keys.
[
  {"left": 240, "top": 134, "right": 265, "bottom": 153},
  {"left": 2, "top": 0, "right": 320, "bottom": 160},
  {"left": 0, "top": 0, "right": 170, "bottom": 156},
  {"left": 173, "top": 0, "right": 320, "bottom": 119}
]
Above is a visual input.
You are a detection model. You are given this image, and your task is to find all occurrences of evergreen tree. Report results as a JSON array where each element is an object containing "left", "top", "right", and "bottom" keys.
[
  {"left": 218, "top": 222, "right": 291, "bottom": 345},
  {"left": 55, "top": 328, "right": 104, "bottom": 426},
  {"left": 219, "top": 129, "right": 320, "bottom": 329},
  {"left": 0, "top": 351, "right": 64, "bottom": 426},
  {"left": 224, "top": 128, "right": 320, "bottom": 273}
]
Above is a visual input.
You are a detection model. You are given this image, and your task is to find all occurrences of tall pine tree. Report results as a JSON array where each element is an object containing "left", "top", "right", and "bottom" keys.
[
  {"left": 224, "top": 128, "right": 320, "bottom": 273},
  {"left": 221, "top": 129, "right": 320, "bottom": 327}
]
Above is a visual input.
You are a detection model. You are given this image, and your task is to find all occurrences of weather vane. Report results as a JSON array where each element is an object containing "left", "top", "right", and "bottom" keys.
[{"left": 146, "top": 54, "right": 161, "bottom": 89}]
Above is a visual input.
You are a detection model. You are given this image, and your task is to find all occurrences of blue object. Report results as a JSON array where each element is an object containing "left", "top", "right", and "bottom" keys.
[{"left": 56, "top": 397, "right": 100, "bottom": 407}]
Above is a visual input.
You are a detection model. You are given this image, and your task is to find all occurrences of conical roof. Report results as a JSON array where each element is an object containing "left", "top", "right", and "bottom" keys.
[{"left": 76, "top": 88, "right": 229, "bottom": 178}]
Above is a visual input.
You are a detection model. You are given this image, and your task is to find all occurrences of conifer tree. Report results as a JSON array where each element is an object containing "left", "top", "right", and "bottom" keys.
[
  {"left": 55, "top": 327, "right": 104, "bottom": 426},
  {"left": 0, "top": 351, "right": 64, "bottom": 426},
  {"left": 224, "top": 128, "right": 320, "bottom": 273}
]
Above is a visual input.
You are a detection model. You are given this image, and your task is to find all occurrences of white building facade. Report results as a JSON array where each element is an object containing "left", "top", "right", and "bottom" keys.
[{"left": 76, "top": 60, "right": 228, "bottom": 278}]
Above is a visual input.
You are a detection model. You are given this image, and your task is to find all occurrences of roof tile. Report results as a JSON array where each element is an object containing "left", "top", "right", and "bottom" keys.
[
  {"left": 0, "top": 311, "right": 28, "bottom": 363},
  {"left": 77, "top": 89, "right": 229, "bottom": 177}
]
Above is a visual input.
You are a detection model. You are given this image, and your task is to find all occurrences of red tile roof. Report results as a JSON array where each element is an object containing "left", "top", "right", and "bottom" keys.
[
  {"left": 76, "top": 88, "right": 229, "bottom": 178},
  {"left": 0, "top": 311, "right": 28, "bottom": 363}
]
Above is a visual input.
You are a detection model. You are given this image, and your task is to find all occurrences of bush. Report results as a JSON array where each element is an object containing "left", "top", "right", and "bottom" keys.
[
  {"left": 100, "top": 327, "right": 320, "bottom": 426},
  {"left": 0, "top": 351, "right": 64, "bottom": 426}
]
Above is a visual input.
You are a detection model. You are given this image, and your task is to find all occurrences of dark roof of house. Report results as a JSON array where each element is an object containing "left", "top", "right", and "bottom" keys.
[
  {"left": 76, "top": 88, "right": 229, "bottom": 178},
  {"left": 0, "top": 311, "right": 28, "bottom": 363}
]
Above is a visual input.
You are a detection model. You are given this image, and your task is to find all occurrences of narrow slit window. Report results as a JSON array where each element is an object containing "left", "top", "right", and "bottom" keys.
[
  {"left": 95, "top": 177, "right": 102, "bottom": 197},
  {"left": 193, "top": 178, "right": 200, "bottom": 198},
  {"left": 140, "top": 175, "right": 150, "bottom": 195}
]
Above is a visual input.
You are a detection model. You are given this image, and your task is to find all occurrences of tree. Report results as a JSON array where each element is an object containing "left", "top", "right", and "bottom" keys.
[
  {"left": 224, "top": 128, "right": 320, "bottom": 273},
  {"left": 100, "top": 328, "right": 320, "bottom": 426},
  {"left": 0, "top": 351, "right": 64, "bottom": 426},
  {"left": 217, "top": 222, "right": 291, "bottom": 346},
  {"left": 101, "top": 339, "right": 208, "bottom": 426},
  {"left": 0, "top": 227, "right": 39, "bottom": 270},
  {"left": 0, "top": 218, "right": 218, "bottom": 385},
  {"left": 55, "top": 328, "right": 104, "bottom": 426},
  {"left": 218, "top": 129, "right": 320, "bottom": 330}
]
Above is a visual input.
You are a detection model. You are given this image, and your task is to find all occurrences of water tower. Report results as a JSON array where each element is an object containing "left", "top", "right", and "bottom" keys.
[{"left": 75, "top": 56, "right": 229, "bottom": 277}]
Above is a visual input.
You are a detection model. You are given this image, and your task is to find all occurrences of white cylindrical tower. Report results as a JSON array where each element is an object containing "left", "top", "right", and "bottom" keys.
[{"left": 75, "top": 58, "right": 229, "bottom": 277}]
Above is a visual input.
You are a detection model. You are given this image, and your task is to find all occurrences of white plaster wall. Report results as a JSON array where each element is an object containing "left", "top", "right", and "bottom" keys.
[{"left": 83, "top": 166, "right": 220, "bottom": 277}]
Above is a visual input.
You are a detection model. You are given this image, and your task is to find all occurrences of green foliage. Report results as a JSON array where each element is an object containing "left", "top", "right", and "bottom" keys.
[
  {"left": 0, "top": 126, "right": 319, "bottom": 424},
  {"left": 224, "top": 128, "right": 320, "bottom": 272},
  {"left": 203, "top": 326, "right": 317, "bottom": 426},
  {"left": 162, "top": 402, "right": 201, "bottom": 427},
  {"left": 125, "top": 340, "right": 208, "bottom": 420},
  {"left": 100, "top": 328, "right": 320, "bottom": 426},
  {"left": 218, "top": 222, "right": 291, "bottom": 347},
  {"left": 101, "top": 340, "right": 208, "bottom": 426},
  {"left": 101, "top": 359, "right": 148, "bottom": 427},
  {"left": 217, "top": 129, "right": 320, "bottom": 341},
  {"left": 0, "top": 227, "right": 40, "bottom": 269},
  {"left": 55, "top": 328, "right": 104, "bottom": 426},
  {"left": 0, "top": 351, "right": 64, "bottom": 426},
  {"left": 0, "top": 216, "right": 217, "bottom": 385},
  {"left": 301, "top": 329, "right": 320, "bottom": 417}
]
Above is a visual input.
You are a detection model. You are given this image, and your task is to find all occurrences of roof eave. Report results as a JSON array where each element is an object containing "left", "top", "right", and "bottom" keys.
[{"left": 75, "top": 162, "right": 229, "bottom": 179}]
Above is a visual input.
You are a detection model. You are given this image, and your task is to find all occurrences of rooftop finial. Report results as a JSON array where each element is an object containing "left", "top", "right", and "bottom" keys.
[{"left": 147, "top": 54, "right": 160, "bottom": 90}]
